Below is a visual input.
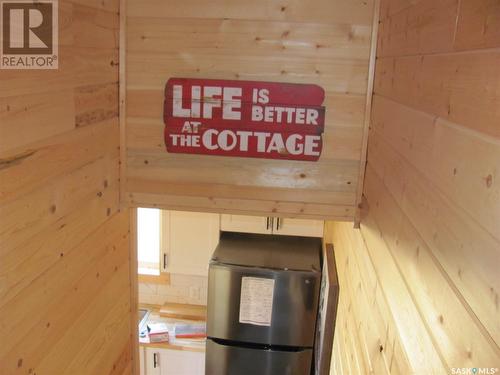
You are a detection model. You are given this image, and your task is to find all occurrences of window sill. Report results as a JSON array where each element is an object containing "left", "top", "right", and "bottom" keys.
[{"left": 138, "top": 273, "right": 171, "bottom": 285}]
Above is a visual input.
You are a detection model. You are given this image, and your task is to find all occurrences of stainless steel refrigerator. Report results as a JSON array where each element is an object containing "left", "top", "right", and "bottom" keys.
[{"left": 206, "top": 232, "right": 322, "bottom": 375}]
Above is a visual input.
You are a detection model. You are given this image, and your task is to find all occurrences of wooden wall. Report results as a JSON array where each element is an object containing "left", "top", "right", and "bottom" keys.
[
  {"left": 123, "top": 0, "right": 377, "bottom": 221},
  {"left": 0, "top": 1, "right": 133, "bottom": 374},
  {"left": 326, "top": 0, "right": 500, "bottom": 373}
]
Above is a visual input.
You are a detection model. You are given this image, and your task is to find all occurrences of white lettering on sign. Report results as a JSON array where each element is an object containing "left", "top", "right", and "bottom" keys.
[
  {"left": 222, "top": 87, "right": 242, "bottom": 120},
  {"left": 194, "top": 130, "right": 321, "bottom": 156},
  {"left": 239, "top": 277, "right": 275, "bottom": 326},
  {"left": 172, "top": 85, "right": 243, "bottom": 120},
  {"left": 251, "top": 105, "right": 319, "bottom": 125}
]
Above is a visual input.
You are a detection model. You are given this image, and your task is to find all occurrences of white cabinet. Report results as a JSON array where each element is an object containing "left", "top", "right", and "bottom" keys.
[
  {"left": 162, "top": 211, "right": 220, "bottom": 276},
  {"left": 220, "top": 214, "right": 323, "bottom": 237},
  {"left": 143, "top": 347, "right": 205, "bottom": 375},
  {"left": 220, "top": 214, "right": 272, "bottom": 234},
  {"left": 144, "top": 348, "right": 160, "bottom": 375},
  {"left": 274, "top": 217, "right": 324, "bottom": 237},
  {"left": 139, "top": 346, "right": 146, "bottom": 375}
]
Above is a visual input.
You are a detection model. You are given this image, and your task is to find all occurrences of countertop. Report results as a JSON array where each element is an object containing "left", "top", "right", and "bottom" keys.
[{"left": 139, "top": 304, "right": 206, "bottom": 352}]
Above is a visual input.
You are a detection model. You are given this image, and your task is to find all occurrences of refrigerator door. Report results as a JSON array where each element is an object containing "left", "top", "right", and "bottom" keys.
[
  {"left": 205, "top": 339, "right": 313, "bottom": 375},
  {"left": 207, "top": 262, "right": 320, "bottom": 347}
]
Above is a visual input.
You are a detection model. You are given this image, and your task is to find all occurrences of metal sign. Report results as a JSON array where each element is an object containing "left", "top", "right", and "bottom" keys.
[{"left": 164, "top": 78, "right": 325, "bottom": 161}]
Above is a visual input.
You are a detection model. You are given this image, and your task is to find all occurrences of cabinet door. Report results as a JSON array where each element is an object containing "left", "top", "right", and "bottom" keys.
[
  {"left": 274, "top": 218, "right": 324, "bottom": 237},
  {"left": 144, "top": 348, "right": 161, "bottom": 375},
  {"left": 164, "top": 211, "right": 220, "bottom": 276},
  {"left": 220, "top": 214, "right": 272, "bottom": 234},
  {"left": 159, "top": 350, "right": 205, "bottom": 375}
]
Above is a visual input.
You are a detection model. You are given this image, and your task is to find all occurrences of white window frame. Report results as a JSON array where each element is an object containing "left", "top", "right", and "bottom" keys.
[{"left": 137, "top": 207, "right": 167, "bottom": 276}]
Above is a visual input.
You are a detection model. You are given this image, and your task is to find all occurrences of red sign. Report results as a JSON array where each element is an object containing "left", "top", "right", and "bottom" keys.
[{"left": 163, "top": 78, "right": 325, "bottom": 161}]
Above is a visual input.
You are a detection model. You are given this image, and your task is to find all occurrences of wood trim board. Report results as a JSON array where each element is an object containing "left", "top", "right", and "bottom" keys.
[
  {"left": 129, "top": 208, "right": 139, "bottom": 375},
  {"left": 315, "top": 243, "right": 340, "bottom": 375},
  {"left": 355, "top": 0, "right": 381, "bottom": 227}
]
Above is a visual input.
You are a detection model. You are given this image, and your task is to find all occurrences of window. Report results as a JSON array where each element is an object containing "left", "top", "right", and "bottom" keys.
[{"left": 137, "top": 207, "right": 161, "bottom": 275}]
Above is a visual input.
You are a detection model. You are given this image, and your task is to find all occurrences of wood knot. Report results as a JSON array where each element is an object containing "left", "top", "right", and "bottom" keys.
[
  {"left": 18, "top": 358, "right": 23, "bottom": 368},
  {"left": 379, "top": 345, "right": 383, "bottom": 352},
  {"left": 485, "top": 174, "right": 493, "bottom": 188}
]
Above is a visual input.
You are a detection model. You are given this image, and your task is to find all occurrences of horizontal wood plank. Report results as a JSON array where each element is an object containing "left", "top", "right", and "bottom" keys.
[
  {"left": 127, "top": 192, "right": 356, "bottom": 221},
  {"left": 127, "top": 52, "right": 369, "bottom": 95},
  {"left": 127, "top": 0, "right": 375, "bottom": 25},
  {"left": 0, "top": 46, "right": 118, "bottom": 99},
  {"left": 0, "top": 90, "right": 75, "bottom": 153},
  {"left": 374, "top": 51, "right": 500, "bottom": 138},
  {"left": 127, "top": 18, "right": 371, "bottom": 61},
  {"left": 0, "top": 119, "right": 119, "bottom": 204},
  {"left": 377, "top": 0, "right": 458, "bottom": 57},
  {"left": 127, "top": 152, "right": 358, "bottom": 193},
  {"left": 454, "top": 0, "right": 500, "bottom": 50},
  {"left": 126, "top": 178, "right": 356, "bottom": 205}
]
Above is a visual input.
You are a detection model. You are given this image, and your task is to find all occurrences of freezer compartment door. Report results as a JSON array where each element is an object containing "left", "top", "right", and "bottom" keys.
[
  {"left": 205, "top": 339, "right": 313, "bottom": 375},
  {"left": 207, "top": 264, "right": 320, "bottom": 347}
]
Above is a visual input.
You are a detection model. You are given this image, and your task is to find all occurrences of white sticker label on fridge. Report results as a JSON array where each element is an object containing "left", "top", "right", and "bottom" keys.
[{"left": 239, "top": 277, "right": 275, "bottom": 326}]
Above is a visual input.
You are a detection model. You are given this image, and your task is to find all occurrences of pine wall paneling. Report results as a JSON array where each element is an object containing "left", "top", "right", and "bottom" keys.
[
  {"left": 326, "top": 0, "right": 500, "bottom": 373},
  {"left": 0, "top": 1, "right": 133, "bottom": 374},
  {"left": 123, "top": 0, "right": 377, "bottom": 220}
]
